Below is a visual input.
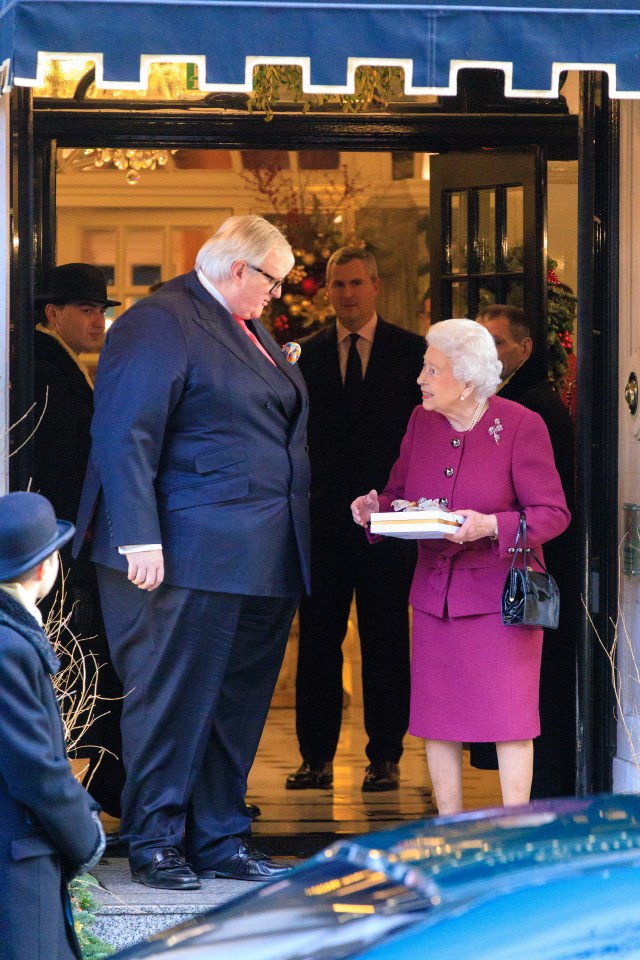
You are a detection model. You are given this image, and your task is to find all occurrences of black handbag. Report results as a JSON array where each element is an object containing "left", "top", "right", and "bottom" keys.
[{"left": 501, "top": 514, "right": 560, "bottom": 630}]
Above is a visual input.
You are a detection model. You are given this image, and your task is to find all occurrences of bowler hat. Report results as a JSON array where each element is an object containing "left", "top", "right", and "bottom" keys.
[
  {"left": 35, "top": 263, "right": 121, "bottom": 307},
  {"left": 0, "top": 492, "right": 74, "bottom": 581}
]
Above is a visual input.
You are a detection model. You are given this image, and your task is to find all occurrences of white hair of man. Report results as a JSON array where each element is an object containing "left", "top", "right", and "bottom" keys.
[
  {"left": 195, "top": 215, "right": 294, "bottom": 284},
  {"left": 427, "top": 318, "right": 502, "bottom": 401}
]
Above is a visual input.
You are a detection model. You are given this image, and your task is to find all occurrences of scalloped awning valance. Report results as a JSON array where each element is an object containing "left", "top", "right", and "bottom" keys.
[{"left": 2, "top": 0, "right": 640, "bottom": 98}]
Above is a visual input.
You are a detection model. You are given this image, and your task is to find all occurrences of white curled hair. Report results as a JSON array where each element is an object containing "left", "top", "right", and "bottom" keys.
[
  {"left": 427, "top": 318, "right": 502, "bottom": 401},
  {"left": 195, "top": 215, "right": 294, "bottom": 283}
]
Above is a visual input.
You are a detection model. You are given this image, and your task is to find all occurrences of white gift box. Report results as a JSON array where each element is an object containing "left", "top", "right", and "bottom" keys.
[{"left": 370, "top": 509, "right": 464, "bottom": 539}]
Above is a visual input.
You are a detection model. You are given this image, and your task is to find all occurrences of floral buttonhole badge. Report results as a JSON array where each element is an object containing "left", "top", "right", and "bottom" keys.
[
  {"left": 489, "top": 418, "right": 503, "bottom": 444},
  {"left": 282, "top": 341, "right": 301, "bottom": 364}
]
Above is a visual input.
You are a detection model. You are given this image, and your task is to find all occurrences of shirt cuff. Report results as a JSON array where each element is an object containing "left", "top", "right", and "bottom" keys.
[{"left": 118, "top": 544, "right": 163, "bottom": 554}]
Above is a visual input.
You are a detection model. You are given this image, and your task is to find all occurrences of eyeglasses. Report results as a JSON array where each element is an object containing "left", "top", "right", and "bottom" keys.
[{"left": 247, "top": 263, "right": 287, "bottom": 295}]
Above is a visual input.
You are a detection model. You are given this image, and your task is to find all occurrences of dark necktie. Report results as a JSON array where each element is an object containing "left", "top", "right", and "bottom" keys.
[{"left": 343, "top": 333, "right": 363, "bottom": 420}]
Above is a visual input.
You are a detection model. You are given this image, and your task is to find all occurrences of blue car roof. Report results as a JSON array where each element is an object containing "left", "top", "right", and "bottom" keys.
[{"left": 325, "top": 793, "right": 640, "bottom": 903}]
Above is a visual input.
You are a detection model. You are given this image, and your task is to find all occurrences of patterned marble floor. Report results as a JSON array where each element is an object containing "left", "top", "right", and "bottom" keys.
[
  {"left": 248, "top": 705, "right": 504, "bottom": 847},
  {"left": 99, "top": 704, "right": 505, "bottom": 853}
]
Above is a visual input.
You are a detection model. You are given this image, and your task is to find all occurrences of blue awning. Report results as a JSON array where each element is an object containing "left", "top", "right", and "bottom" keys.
[{"left": 2, "top": 0, "right": 640, "bottom": 98}]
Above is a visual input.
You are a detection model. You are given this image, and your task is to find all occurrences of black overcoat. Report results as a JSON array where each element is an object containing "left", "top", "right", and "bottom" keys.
[{"left": 33, "top": 327, "right": 94, "bottom": 529}]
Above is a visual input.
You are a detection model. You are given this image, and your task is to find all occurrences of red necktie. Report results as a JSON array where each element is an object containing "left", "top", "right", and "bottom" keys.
[{"left": 233, "top": 315, "right": 276, "bottom": 367}]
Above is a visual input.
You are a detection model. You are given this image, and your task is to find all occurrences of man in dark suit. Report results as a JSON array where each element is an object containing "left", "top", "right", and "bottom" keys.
[
  {"left": 286, "top": 247, "right": 424, "bottom": 793},
  {"left": 73, "top": 215, "right": 311, "bottom": 889},
  {"left": 474, "top": 304, "right": 577, "bottom": 798},
  {"left": 33, "top": 263, "right": 125, "bottom": 819}
]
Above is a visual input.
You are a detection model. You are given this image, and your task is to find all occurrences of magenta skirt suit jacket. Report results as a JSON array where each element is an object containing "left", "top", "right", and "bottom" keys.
[{"left": 376, "top": 394, "right": 571, "bottom": 743}]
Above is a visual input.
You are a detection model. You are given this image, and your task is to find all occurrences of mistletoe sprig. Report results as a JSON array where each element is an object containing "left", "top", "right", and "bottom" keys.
[{"left": 250, "top": 64, "right": 406, "bottom": 119}]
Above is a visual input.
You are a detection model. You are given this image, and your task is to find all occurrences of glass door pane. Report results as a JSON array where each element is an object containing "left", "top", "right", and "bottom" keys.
[
  {"left": 450, "top": 281, "right": 469, "bottom": 318},
  {"left": 476, "top": 189, "right": 496, "bottom": 273},
  {"left": 125, "top": 228, "right": 164, "bottom": 290},
  {"left": 447, "top": 191, "right": 468, "bottom": 275},
  {"left": 80, "top": 229, "right": 116, "bottom": 287},
  {"left": 504, "top": 186, "right": 524, "bottom": 272}
]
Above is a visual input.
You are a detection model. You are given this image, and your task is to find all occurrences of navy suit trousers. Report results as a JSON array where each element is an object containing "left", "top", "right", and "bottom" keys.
[{"left": 96, "top": 564, "right": 297, "bottom": 869}]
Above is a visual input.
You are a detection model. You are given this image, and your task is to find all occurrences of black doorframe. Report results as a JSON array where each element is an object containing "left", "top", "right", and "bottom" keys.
[
  {"left": 576, "top": 74, "right": 619, "bottom": 794},
  {"left": 9, "top": 87, "right": 35, "bottom": 488},
  {"left": 9, "top": 84, "right": 618, "bottom": 790}
]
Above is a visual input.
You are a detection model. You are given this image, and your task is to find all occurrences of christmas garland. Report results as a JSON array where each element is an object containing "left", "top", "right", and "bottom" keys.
[{"left": 547, "top": 259, "right": 577, "bottom": 386}]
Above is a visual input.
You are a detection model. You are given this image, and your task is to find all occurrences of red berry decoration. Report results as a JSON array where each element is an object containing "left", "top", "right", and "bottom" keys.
[
  {"left": 547, "top": 268, "right": 559, "bottom": 284},
  {"left": 300, "top": 276, "right": 319, "bottom": 296}
]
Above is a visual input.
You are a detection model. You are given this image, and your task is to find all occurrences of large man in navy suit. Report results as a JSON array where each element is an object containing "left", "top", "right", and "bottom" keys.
[{"left": 74, "top": 215, "right": 310, "bottom": 889}]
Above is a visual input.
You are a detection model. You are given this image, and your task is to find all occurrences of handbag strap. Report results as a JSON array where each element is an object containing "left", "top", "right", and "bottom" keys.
[
  {"left": 509, "top": 513, "right": 552, "bottom": 593},
  {"left": 508, "top": 514, "right": 529, "bottom": 596}
]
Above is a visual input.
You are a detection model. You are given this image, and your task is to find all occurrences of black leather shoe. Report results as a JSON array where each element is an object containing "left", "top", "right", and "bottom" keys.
[
  {"left": 131, "top": 848, "right": 201, "bottom": 890},
  {"left": 362, "top": 761, "right": 400, "bottom": 792},
  {"left": 245, "top": 802, "right": 261, "bottom": 819},
  {"left": 285, "top": 761, "right": 333, "bottom": 790},
  {"left": 197, "top": 842, "right": 291, "bottom": 881}
]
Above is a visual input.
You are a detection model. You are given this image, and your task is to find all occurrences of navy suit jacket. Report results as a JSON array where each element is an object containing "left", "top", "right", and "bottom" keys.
[{"left": 74, "top": 271, "right": 311, "bottom": 597}]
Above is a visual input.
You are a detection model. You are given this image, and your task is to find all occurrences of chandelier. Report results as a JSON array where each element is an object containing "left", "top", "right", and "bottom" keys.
[{"left": 81, "top": 148, "right": 174, "bottom": 184}]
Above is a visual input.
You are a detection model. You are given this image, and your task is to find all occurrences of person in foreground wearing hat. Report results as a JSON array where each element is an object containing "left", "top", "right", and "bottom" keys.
[
  {"left": 33, "top": 262, "right": 125, "bottom": 819},
  {"left": 0, "top": 492, "right": 105, "bottom": 960}
]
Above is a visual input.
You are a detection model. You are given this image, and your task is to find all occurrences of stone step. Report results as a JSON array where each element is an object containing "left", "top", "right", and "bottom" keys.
[
  {"left": 88, "top": 834, "right": 331, "bottom": 951},
  {"left": 89, "top": 859, "right": 254, "bottom": 952}
]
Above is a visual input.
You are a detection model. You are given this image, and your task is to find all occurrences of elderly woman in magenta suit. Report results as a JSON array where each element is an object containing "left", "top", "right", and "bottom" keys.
[{"left": 352, "top": 319, "right": 570, "bottom": 815}]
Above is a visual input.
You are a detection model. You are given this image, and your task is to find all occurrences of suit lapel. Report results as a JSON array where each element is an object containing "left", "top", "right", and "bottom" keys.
[
  {"left": 363, "top": 317, "right": 390, "bottom": 389},
  {"left": 186, "top": 273, "right": 303, "bottom": 416},
  {"left": 313, "top": 323, "right": 343, "bottom": 400}
]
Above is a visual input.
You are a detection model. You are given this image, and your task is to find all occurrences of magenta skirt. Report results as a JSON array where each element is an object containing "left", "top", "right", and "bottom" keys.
[{"left": 409, "top": 608, "right": 543, "bottom": 742}]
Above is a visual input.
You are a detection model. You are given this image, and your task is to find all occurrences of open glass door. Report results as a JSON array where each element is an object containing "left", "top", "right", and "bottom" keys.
[{"left": 429, "top": 149, "right": 546, "bottom": 349}]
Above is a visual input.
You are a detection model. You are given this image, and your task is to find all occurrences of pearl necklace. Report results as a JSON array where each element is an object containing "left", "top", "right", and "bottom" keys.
[{"left": 466, "top": 398, "right": 487, "bottom": 432}]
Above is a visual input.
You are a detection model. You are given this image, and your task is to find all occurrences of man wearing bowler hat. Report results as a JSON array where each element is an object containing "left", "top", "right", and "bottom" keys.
[
  {"left": 0, "top": 491, "right": 105, "bottom": 960},
  {"left": 34, "top": 262, "right": 120, "bottom": 535},
  {"left": 33, "top": 263, "right": 125, "bottom": 818}
]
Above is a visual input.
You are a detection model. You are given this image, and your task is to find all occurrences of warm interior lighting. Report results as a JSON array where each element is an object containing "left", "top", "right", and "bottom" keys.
[
  {"left": 33, "top": 58, "right": 200, "bottom": 100},
  {"left": 331, "top": 903, "right": 376, "bottom": 915},
  {"left": 83, "top": 148, "right": 173, "bottom": 184},
  {"left": 57, "top": 146, "right": 176, "bottom": 184}
]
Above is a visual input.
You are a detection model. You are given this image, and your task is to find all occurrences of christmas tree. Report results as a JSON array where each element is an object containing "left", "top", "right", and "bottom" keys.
[
  {"left": 240, "top": 161, "right": 365, "bottom": 344},
  {"left": 546, "top": 259, "right": 577, "bottom": 387}
]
